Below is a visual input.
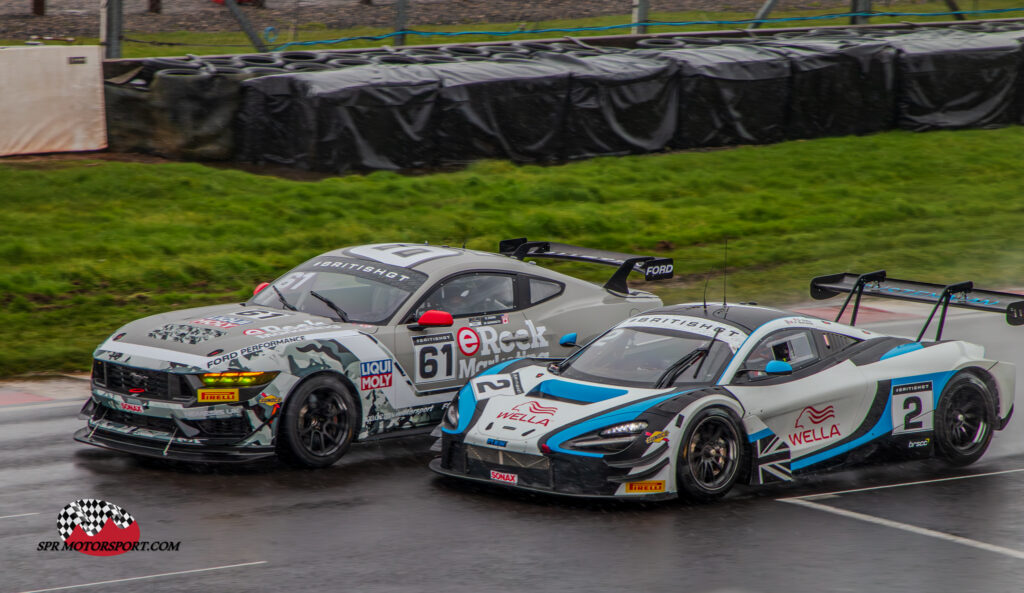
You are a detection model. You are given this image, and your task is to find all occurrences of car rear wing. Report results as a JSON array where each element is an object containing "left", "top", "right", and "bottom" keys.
[
  {"left": 498, "top": 238, "right": 674, "bottom": 294},
  {"left": 811, "top": 270, "right": 1024, "bottom": 341}
]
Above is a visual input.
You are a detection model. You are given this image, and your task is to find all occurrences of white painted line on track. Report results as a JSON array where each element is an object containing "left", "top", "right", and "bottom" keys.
[
  {"left": 0, "top": 400, "right": 86, "bottom": 414},
  {"left": 778, "top": 467, "right": 1024, "bottom": 500},
  {"left": 782, "top": 498, "right": 1024, "bottom": 560},
  {"left": 0, "top": 513, "right": 40, "bottom": 520},
  {"left": 11, "top": 561, "right": 268, "bottom": 593}
]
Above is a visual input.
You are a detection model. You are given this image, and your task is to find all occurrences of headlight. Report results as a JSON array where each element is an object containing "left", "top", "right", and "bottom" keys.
[
  {"left": 599, "top": 421, "right": 648, "bottom": 437},
  {"left": 443, "top": 396, "right": 460, "bottom": 429},
  {"left": 565, "top": 420, "right": 649, "bottom": 454},
  {"left": 200, "top": 371, "right": 279, "bottom": 387}
]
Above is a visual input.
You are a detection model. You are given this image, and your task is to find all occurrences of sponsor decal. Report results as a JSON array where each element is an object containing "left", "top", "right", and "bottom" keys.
[
  {"left": 468, "top": 314, "right": 509, "bottom": 327},
  {"left": 191, "top": 315, "right": 253, "bottom": 329},
  {"left": 197, "top": 388, "right": 239, "bottom": 403},
  {"left": 894, "top": 381, "right": 932, "bottom": 395},
  {"left": 625, "top": 480, "right": 666, "bottom": 493},
  {"left": 643, "top": 259, "right": 674, "bottom": 281},
  {"left": 119, "top": 402, "right": 143, "bottom": 412},
  {"left": 511, "top": 372, "right": 523, "bottom": 395},
  {"left": 788, "top": 405, "right": 841, "bottom": 446},
  {"left": 457, "top": 327, "right": 480, "bottom": 356},
  {"left": 496, "top": 400, "right": 558, "bottom": 426},
  {"left": 908, "top": 438, "right": 930, "bottom": 448},
  {"left": 783, "top": 317, "right": 814, "bottom": 326},
  {"left": 244, "top": 329, "right": 266, "bottom": 336},
  {"left": 360, "top": 359, "right": 394, "bottom": 391},
  {"left": 412, "top": 333, "right": 454, "bottom": 346},
  {"left": 489, "top": 470, "right": 518, "bottom": 485},
  {"left": 178, "top": 407, "right": 242, "bottom": 420},
  {"left": 37, "top": 500, "right": 181, "bottom": 556},
  {"left": 365, "top": 404, "right": 436, "bottom": 422},
  {"left": 239, "top": 335, "right": 307, "bottom": 356},
  {"left": 478, "top": 320, "right": 548, "bottom": 357},
  {"left": 259, "top": 394, "right": 282, "bottom": 406},
  {"left": 486, "top": 438, "right": 508, "bottom": 448},
  {"left": 244, "top": 320, "right": 333, "bottom": 340},
  {"left": 645, "top": 430, "right": 669, "bottom": 444},
  {"left": 618, "top": 316, "right": 746, "bottom": 351}
]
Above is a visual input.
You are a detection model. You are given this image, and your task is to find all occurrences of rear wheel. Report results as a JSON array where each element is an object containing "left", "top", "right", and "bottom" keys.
[
  {"left": 934, "top": 373, "right": 995, "bottom": 467},
  {"left": 276, "top": 375, "right": 357, "bottom": 468},
  {"left": 676, "top": 408, "right": 743, "bottom": 501}
]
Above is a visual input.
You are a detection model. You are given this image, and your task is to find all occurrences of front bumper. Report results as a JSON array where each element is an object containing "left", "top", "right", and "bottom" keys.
[
  {"left": 431, "top": 438, "right": 675, "bottom": 501},
  {"left": 74, "top": 426, "right": 276, "bottom": 463}
]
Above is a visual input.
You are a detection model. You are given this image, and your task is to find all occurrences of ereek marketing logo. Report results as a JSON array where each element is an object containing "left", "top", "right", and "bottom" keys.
[{"left": 37, "top": 499, "right": 180, "bottom": 556}]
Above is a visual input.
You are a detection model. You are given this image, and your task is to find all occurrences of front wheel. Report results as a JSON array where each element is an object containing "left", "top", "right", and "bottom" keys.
[
  {"left": 676, "top": 408, "right": 743, "bottom": 502},
  {"left": 934, "top": 373, "right": 995, "bottom": 467},
  {"left": 276, "top": 375, "right": 358, "bottom": 468}
]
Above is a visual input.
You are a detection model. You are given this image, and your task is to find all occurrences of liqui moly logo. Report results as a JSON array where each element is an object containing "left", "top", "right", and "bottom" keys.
[
  {"left": 495, "top": 400, "right": 557, "bottom": 426},
  {"left": 360, "top": 359, "right": 393, "bottom": 391},
  {"left": 788, "top": 405, "right": 841, "bottom": 445}
]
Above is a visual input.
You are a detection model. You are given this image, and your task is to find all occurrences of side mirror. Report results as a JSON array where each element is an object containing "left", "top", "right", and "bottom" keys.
[
  {"left": 253, "top": 282, "right": 270, "bottom": 296},
  {"left": 765, "top": 360, "right": 794, "bottom": 375},
  {"left": 412, "top": 310, "right": 454, "bottom": 330},
  {"left": 559, "top": 332, "right": 578, "bottom": 348}
]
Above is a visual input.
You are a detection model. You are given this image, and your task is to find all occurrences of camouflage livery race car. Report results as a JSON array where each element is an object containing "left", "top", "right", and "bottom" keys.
[
  {"left": 431, "top": 272, "right": 1019, "bottom": 500},
  {"left": 75, "top": 240, "right": 673, "bottom": 467}
]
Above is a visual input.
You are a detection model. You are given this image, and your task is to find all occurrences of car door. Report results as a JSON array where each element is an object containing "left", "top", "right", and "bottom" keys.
[
  {"left": 727, "top": 328, "right": 874, "bottom": 466},
  {"left": 390, "top": 271, "right": 545, "bottom": 403}
]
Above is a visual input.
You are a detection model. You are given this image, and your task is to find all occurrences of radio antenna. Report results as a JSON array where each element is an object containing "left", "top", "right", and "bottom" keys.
[
  {"left": 722, "top": 239, "right": 728, "bottom": 307},
  {"left": 703, "top": 272, "right": 710, "bottom": 314}
]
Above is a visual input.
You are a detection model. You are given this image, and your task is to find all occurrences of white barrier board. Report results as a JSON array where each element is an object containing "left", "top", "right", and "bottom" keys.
[{"left": 0, "top": 45, "right": 107, "bottom": 156}]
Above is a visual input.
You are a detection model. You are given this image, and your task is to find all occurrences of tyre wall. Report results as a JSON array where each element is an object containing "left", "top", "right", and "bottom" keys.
[{"left": 103, "top": 23, "right": 1024, "bottom": 170}]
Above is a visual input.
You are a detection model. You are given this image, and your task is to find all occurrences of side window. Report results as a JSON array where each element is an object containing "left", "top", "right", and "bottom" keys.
[
  {"left": 741, "top": 329, "right": 819, "bottom": 378},
  {"left": 416, "top": 274, "right": 515, "bottom": 317},
  {"left": 528, "top": 277, "right": 563, "bottom": 306},
  {"left": 819, "top": 331, "right": 861, "bottom": 356}
]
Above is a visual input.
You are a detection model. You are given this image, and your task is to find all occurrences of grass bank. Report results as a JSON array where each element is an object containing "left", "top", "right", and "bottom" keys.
[
  {"left": 3, "top": 1, "right": 1024, "bottom": 57},
  {"left": 3, "top": 127, "right": 1024, "bottom": 376}
]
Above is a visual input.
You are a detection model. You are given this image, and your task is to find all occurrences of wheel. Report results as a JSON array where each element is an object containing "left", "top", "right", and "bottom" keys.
[
  {"left": 934, "top": 373, "right": 995, "bottom": 466},
  {"left": 276, "top": 375, "right": 358, "bottom": 468},
  {"left": 676, "top": 408, "right": 743, "bottom": 501}
]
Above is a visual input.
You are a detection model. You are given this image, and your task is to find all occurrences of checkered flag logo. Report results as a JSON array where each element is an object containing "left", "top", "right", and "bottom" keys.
[{"left": 57, "top": 499, "right": 135, "bottom": 541}]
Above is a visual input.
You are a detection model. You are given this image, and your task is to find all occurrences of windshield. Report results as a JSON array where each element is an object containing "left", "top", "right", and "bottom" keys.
[
  {"left": 559, "top": 327, "right": 734, "bottom": 388},
  {"left": 247, "top": 256, "right": 428, "bottom": 324}
]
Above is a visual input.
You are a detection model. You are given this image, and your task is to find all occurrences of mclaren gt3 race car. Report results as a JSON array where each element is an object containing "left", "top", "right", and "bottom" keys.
[
  {"left": 431, "top": 271, "right": 1020, "bottom": 501},
  {"left": 75, "top": 240, "right": 673, "bottom": 467}
]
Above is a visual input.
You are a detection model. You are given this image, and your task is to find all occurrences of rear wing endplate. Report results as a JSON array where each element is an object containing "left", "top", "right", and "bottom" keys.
[
  {"left": 811, "top": 270, "right": 1024, "bottom": 341},
  {"left": 499, "top": 238, "right": 674, "bottom": 294}
]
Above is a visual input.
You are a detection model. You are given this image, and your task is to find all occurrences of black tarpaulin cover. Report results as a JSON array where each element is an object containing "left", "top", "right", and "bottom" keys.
[
  {"left": 429, "top": 58, "right": 575, "bottom": 164},
  {"left": 882, "top": 29, "right": 1022, "bottom": 130},
  {"left": 559, "top": 53, "right": 680, "bottom": 159},
  {"left": 239, "top": 65, "right": 443, "bottom": 171},
  {"left": 758, "top": 35, "right": 897, "bottom": 139},
  {"left": 648, "top": 45, "right": 791, "bottom": 148}
]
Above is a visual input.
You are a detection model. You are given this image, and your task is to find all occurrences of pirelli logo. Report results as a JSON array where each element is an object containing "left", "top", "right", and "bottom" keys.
[
  {"left": 197, "top": 388, "right": 239, "bottom": 403},
  {"left": 625, "top": 480, "right": 666, "bottom": 494}
]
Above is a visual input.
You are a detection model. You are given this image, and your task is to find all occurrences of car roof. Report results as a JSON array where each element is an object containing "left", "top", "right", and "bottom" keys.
[
  {"left": 321, "top": 243, "right": 567, "bottom": 281},
  {"left": 640, "top": 303, "right": 806, "bottom": 333}
]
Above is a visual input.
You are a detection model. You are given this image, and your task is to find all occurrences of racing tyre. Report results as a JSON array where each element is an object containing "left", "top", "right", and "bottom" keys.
[
  {"left": 277, "top": 375, "right": 358, "bottom": 468},
  {"left": 935, "top": 373, "right": 995, "bottom": 466},
  {"left": 676, "top": 408, "right": 742, "bottom": 501}
]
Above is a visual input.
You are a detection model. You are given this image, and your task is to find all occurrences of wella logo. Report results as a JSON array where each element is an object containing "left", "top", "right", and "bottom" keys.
[
  {"left": 788, "top": 405, "right": 841, "bottom": 446},
  {"left": 495, "top": 400, "right": 557, "bottom": 426}
]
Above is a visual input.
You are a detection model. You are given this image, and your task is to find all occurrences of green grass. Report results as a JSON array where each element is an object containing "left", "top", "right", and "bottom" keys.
[
  {"left": 3, "top": 1, "right": 1023, "bottom": 57},
  {"left": 4, "top": 127, "right": 1024, "bottom": 377}
]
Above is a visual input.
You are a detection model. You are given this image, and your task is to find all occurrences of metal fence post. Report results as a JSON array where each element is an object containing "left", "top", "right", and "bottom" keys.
[
  {"left": 850, "top": 0, "right": 871, "bottom": 25},
  {"left": 631, "top": 0, "right": 649, "bottom": 35},
  {"left": 100, "top": 0, "right": 122, "bottom": 59},
  {"left": 395, "top": 0, "right": 409, "bottom": 46}
]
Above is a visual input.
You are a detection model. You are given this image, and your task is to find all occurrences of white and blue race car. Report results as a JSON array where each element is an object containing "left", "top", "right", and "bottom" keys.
[{"left": 431, "top": 272, "right": 1021, "bottom": 500}]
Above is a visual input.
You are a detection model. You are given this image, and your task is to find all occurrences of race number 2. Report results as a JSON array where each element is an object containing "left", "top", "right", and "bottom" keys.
[
  {"left": 891, "top": 381, "right": 934, "bottom": 435},
  {"left": 413, "top": 333, "right": 456, "bottom": 383}
]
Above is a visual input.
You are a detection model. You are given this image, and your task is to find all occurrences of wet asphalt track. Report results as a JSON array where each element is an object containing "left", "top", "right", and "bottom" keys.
[{"left": 3, "top": 306, "right": 1024, "bottom": 593}]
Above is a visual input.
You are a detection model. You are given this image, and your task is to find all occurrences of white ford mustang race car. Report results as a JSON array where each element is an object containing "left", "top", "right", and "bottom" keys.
[
  {"left": 431, "top": 272, "right": 1020, "bottom": 500},
  {"left": 76, "top": 240, "right": 673, "bottom": 467}
]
